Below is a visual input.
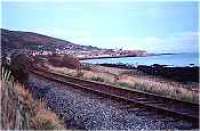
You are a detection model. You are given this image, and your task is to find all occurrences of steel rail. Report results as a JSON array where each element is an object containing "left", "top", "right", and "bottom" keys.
[{"left": 30, "top": 68, "right": 199, "bottom": 125}]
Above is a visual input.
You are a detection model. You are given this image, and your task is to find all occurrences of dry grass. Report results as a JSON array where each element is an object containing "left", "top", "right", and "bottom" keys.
[
  {"left": 1, "top": 67, "right": 65, "bottom": 130},
  {"left": 47, "top": 64, "right": 77, "bottom": 76},
  {"left": 90, "top": 65, "right": 128, "bottom": 75},
  {"left": 82, "top": 71, "right": 115, "bottom": 83},
  {"left": 47, "top": 64, "right": 115, "bottom": 83},
  {"left": 116, "top": 74, "right": 199, "bottom": 104},
  {"left": 31, "top": 102, "right": 64, "bottom": 130},
  {"left": 46, "top": 64, "right": 199, "bottom": 104}
]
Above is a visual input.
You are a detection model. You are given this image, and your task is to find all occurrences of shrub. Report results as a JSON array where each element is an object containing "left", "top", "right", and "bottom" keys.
[
  {"left": 118, "top": 82, "right": 130, "bottom": 88},
  {"left": 48, "top": 56, "right": 63, "bottom": 67},
  {"left": 62, "top": 54, "right": 81, "bottom": 70},
  {"left": 91, "top": 76, "right": 105, "bottom": 82},
  {"left": 10, "top": 54, "right": 32, "bottom": 83},
  {"left": 31, "top": 102, "right": 64, "bottom": 130},
  {"left": 1, "top": 67, "right": 65, "bottom": 130},
  {"left": 48, "top": 54, "right": 81, "bottom": 73}
]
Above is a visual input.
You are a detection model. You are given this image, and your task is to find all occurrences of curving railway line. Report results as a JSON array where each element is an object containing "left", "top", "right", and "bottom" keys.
[{"left": 30, "top": 68, "right": 199, "bottom": 127}]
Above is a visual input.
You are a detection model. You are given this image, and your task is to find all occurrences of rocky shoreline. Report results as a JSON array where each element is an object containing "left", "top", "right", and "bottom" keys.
[
  {"left": 79, "top": 55, "right": 148, "bottom": 60},
  {"left": 98, "top": 63, "right": 199, "bottom": 83}
]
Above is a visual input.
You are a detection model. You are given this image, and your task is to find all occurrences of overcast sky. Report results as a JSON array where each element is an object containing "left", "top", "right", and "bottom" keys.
[{"left": 2, "top": 1, "right": 199, "bottom": 53}]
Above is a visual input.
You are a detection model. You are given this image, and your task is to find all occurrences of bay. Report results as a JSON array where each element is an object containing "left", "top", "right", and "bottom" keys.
[{"left": 81, "top": 53, "right": 199, "bottom": 67}]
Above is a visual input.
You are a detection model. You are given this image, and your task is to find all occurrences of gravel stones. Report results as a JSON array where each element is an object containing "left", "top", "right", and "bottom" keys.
[{"left": 27, "top": 73, "right": 195, "bottom": 130}]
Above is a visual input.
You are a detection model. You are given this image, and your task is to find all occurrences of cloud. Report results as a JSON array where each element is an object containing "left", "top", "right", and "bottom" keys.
[
  {"left": 30, "top": 27, "right": 198, "bottom": 53},
  {"left": 94, "top": 31, "right": 199, "bottom": 53}
]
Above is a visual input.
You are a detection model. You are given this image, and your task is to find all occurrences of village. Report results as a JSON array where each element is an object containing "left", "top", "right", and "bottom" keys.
[{"left": 3, "top": 47, "right": 149, "bottom": 62}]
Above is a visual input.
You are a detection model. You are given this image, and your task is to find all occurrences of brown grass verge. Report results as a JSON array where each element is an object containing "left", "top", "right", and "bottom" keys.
[
  {"left": 1, "top": 76, "right": 65, "bottom": 130},
  {"left": 46, "top": 64, "right": 199, "bottom": 104}
]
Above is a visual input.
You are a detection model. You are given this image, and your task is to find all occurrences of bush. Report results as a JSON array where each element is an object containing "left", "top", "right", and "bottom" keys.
[
  {"left": 118, "top": 82, "right": 130, "bottom": 88},
  {"left": 91, "top": 76, "right": 105, "bottom": 82},
  {"left": 10, "top": 54, "right": 32, "bottom": 83},
  {"left": 48, "top": 56, "right": 63, "bottom": 67},
  {"left": 1, "top": 67, "right": 65, "bottom": 130},
  {"left": 48, "top": 54, "right": 81, "bottom": 71},
  {"left": 62, "top": 54, "right": 81, "bottom": 70},
  {"left": 31, "top": 102, "right": 64, "bottom": 130}
]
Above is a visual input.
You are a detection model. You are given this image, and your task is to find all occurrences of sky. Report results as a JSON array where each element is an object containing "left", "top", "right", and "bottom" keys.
[{"left": 1, "top": 1, "right": 199, "bottom": 53}]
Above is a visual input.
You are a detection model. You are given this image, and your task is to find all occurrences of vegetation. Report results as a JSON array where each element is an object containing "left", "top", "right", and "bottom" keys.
[
  {"left": 63, "top": 54, "right": 80, "bottom": 70},
  {"left": 47, "top": 64, "right": 199, "bottom": 104},
  {"left": 1, "top": 67, "right": 65, "bottom": 130},
  {"left": 2, "top": 28, "right": 100, "bottom": 52},
  {"left": 126, "top": 77, "right": 199, "bottom": 104},
  {"left": 91, "top": 76, "right": 105, "bottom": 82},
  {"left": 10, "top": 54, "right": 32, "bottom": 83},
  {"left": 48, "top": 54, "right": 81, "bottom": 74},
  {"left": 118, "top": 82, "right": 131, "bottom": 88},
  {"left": 48, "top": 55, "right": 63, "bottom": 67}
]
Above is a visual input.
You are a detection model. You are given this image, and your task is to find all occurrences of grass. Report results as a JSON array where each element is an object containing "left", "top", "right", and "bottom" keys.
[
  {"left": 1, "top": 67, "right": 65, "bottom": 130},
  {"left": 1, "top": 66, "right": 13, "bottom": 81},
  {"left": 46, "top": 64, "right": 199, "bottom": 104},
  {"left": 31, "top": 102, "right": 64, "bottom": 130},
  {"left": 129, "top": 78, "right": 199, "bottom": 104},
  {"left": 91, "top": 76, "right": 105, "bottom": 82},
  {"left": 118, "top": 82, "right": 131, "bottom": 88}
]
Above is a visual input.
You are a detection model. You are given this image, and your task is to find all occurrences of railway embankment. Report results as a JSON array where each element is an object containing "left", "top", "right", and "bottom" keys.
[
  {"left": 27, "top": 72, "right": 198, "bottom": 130},
  {"left": 1, "top": 67, "right": 65, "bottom": 130},
  {"left": 44, "top": 63, "right": 199, "bottom": 104}
]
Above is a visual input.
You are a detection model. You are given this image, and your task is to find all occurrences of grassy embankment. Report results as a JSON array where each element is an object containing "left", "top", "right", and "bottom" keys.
[
  {"left": 1, "top": 67, "right": 65, "bottom": 130},
  {"left": 45, "top": 64, "right": 199, "bottom": 104}
]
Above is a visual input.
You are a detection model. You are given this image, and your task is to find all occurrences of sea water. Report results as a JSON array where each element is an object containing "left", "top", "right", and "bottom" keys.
[{"left": 81, "top": 53, "right": 199, "bottom": 67}]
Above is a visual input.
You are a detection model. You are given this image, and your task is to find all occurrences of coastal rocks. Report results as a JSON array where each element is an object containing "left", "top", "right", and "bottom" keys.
[
  {"left": 99, "top": 63, "right": 199, "bottom": 82},
  {"left": 137, "top": 65, "right": 199, "bottom": 82}
]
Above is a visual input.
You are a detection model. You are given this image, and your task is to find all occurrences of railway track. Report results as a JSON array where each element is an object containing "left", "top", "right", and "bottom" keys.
[{"left": 30, "top": 68, "right": 199, "bottom": 126}]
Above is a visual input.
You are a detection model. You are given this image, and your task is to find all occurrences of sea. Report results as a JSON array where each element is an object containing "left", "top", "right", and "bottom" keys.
[{"left": 81, "top": 53, "right": 199, "bottom": 67}]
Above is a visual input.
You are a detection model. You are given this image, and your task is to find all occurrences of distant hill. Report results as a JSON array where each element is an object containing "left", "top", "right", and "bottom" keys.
[
  {"left": 1, "top": 29, "right": 150, "bottom": 58},
  {"left": 1, "top": 28, "right": 100, "bottom": 51}
]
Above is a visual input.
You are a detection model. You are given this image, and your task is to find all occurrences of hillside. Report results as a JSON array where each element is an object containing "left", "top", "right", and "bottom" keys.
[
  {"left": 1, "top": 28, "right": 100, "bottom": 51},
  {"left": 1, "top": 28, "right": 149, "bottom": 58}
]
